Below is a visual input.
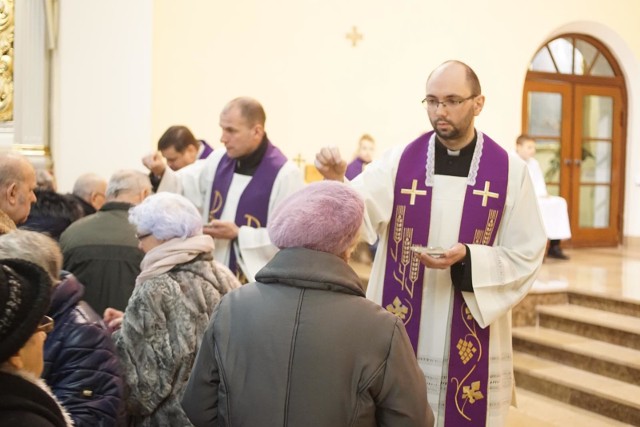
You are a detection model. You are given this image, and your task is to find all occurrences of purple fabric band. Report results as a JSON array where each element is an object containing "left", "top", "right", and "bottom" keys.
[
  {"left": 199, "top": 140, "right": 214, "bottom": 159},
  {"left": 345, "top": 158, "right": 367, "bottom": 180},
  {"left": 208, "top": 140, "right": 287, "bottom": 275},
  {"left": 382, "top": 131, "right": 509, "bottom": 426},
  {"left": 444, "top": 134, "right": 508, "bottom": 426}
]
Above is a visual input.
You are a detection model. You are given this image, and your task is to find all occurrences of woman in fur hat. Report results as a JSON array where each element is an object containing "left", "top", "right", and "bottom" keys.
[{"left": 0, "top": 258, "right": 73, "bottom": 427}]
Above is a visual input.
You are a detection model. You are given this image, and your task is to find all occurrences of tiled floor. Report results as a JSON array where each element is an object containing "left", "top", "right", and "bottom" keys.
[
  {"left": 351, "top": 244, "right": 640, "bottom": 426},
  {"left": 534, "top": 245, "right": 640, "bottom": 301}
]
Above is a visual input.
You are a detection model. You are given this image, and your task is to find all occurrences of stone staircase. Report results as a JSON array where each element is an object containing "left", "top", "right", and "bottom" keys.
[{"left": 512, "top": 291, "right": 640, "bottom": 425}]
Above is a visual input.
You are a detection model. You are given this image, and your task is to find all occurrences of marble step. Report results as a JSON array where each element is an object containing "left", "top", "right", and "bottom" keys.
[
  {"left": 537, "top": 304, "right": 640, "bottom": 350},
  {"left": 512, "top": 326, "right": 640, "bottom": 383},
  {"left": 567, "top": 292, "right": 640, "bottom": 318},
  {"left": 507, "top": 388, "right": 636, "bottom": 427},
  {"left": 513, "top": 352, "right": 640, "bottom": 425}
]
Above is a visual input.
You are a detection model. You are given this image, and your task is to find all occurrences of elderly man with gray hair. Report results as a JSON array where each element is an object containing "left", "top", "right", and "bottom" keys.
[
  {"left": 182, "top": 181, "right": 434, "bottom": 427},
  {"left": 70, "top": 173, "right": 108, "bottom": 217},
  {"left": 0, "top": 153, "right": 37, "bottom": 233},
  {"left": 60, "top": 169, "right": 152, "bottom": 314}
]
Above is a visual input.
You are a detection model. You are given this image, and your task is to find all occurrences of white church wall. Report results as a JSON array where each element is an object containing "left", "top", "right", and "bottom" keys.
[
  {"left": 51, "top": 0, "right": 153, "bottom": 192},
  {"left": 51, "top": 0, "right": 640, "bottom": 236}
]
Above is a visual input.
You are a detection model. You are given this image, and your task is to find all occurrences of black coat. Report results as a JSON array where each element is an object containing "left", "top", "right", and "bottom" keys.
[
  {"left": 43, "top": 273, "right": 124, "bottom": 426},
  {"left": 182, "top": 247, "right": 434, "bottom": 427},
  {"left": 0, "top": 368, "right": 72, "bottom": 427}
]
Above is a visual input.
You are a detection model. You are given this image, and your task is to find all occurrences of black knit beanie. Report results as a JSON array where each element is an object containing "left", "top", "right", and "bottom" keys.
[{"left": 0, "top": 259, "right": 52, "bottom": 363}]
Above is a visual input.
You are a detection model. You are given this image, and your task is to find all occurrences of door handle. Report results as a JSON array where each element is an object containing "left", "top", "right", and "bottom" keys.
[
  {"left": 574, "top": 159, "right": 582, "bottom": 166},
  {"left": 564, "top": 159, "right": 572, "bottom": 166}
]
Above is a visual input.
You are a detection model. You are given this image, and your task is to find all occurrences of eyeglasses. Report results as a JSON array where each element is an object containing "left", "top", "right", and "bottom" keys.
[
  {"left": 421, "top": 95, "right": 477, "bottom": 110},
  {"left": 37, "top": 316, "right": 54, "bottom": 334},
  {"left": 135, "top": 232, "right": 152, "bottom": 240}
]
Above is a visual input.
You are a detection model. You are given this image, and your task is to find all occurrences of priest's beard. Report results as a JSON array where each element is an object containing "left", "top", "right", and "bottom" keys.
[{"left": 429, "top": 114, "right": 474, "bottom": 144}]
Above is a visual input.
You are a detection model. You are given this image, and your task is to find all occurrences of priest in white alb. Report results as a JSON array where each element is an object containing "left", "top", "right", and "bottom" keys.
[
  {"left": 143, "top": 97, "right": 304, "bottom": 282},
  {"left": 316, "top": 60, "right": 546, "bottom": 427},
  {"left": 516, "top": 134, "right": 572, "bottom": 259}
]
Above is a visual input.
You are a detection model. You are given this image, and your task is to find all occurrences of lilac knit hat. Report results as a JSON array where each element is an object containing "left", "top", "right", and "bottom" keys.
[{"left": 268, "top": 181, "right": 364, "bottom": 256}]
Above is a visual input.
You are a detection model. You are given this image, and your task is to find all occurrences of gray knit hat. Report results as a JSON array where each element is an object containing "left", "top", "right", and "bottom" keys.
[{"left": 0, "top": 259, "right": 52, "bottom": 363}]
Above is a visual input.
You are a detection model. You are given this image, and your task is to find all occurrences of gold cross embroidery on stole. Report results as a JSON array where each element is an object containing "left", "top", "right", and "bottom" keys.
[
  {"left": 472, "top": 180, "right": 499, "bottom": 207},
  {"left": 400, "top": 179, "right": 427, "bottom": 205}
]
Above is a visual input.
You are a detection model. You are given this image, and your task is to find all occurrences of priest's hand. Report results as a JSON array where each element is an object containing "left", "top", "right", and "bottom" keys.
[
  {"left": 315, "top": 146, "right": 347, "bottom": 181},
  {"left": 417, "top": 243, "right": 466, "bottom": 269},
  {"left": 142, "top": 151, "right": 166, "bottom": 178},
  {"left": 204, "top": 219, "right": 239, "bottom": 240}
]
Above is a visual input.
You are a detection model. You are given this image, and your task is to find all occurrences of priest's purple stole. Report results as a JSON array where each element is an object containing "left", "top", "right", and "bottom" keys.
[
  {"left": 345, "top": 157, "right": 367, "bottom": 180},
  {"left": 199, "top": 140, "right": 214, "bottom": 160},
  {"left": 208, "top": 141, "right": 287, "bottom": 275},
  {"left": 382, "top": 131, "right": 508, "bottom": 426}
]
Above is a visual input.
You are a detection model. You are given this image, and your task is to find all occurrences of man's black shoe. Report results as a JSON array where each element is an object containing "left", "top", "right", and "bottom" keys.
[{"left": 547, "top": 246, "right": 569, "bottom": 260}]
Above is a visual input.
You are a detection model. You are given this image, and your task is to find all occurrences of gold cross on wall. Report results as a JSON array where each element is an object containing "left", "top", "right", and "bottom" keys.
[
  {"left": 472, "top": 180, "right": 500, "bottom": 207},
  {"left": 401, "top": 179, "right": 427, "bottom": 205},
  {"left": 346, "top": 26, "right": 363, "bottom": 47},
  {"left": 292, "top": 153, "right": 305, "bottom": 168}
]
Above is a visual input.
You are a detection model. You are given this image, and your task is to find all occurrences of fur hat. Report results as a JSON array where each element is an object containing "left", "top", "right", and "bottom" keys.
[
  {"left": 0, "top": 259, "right": 52, "bottom": 363},
  {"left": 268, "top": 181, "right": 364, "bottom": 256}
]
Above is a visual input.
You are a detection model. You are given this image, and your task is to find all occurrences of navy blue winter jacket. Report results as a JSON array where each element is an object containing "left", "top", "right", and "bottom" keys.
[{"left": 43, "top": 272, "right": 125, "bottom": 427}]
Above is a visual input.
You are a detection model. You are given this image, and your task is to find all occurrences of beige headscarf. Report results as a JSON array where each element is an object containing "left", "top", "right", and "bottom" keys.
[{"left": 135, "top": 234, "right": 215, "bottom": 286}]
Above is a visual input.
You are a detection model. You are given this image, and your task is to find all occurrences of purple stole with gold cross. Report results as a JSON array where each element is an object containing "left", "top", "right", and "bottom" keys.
[
  {"left": 382, "top": 130, "right": 508, "bottom": 426},
  {"left": 208, "top": 140, "right": 287, "bottom": 275}
]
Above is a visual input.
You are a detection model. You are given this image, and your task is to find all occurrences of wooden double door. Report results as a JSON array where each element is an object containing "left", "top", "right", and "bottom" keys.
[{"left": 523, "top": 80, "right": 625, "bottom": 247}]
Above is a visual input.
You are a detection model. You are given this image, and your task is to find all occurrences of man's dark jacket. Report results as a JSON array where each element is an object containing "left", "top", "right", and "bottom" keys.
[{"left": 59, "top": 202, "right": 143, "bottom": 314}]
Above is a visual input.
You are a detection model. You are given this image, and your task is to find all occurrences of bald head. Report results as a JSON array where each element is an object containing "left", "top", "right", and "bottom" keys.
[
  {"left": 222, "top": 97, "right": 266, "bottom": 128},
  {"left": 0, "top": 153, "right": 37, "bottom": 225},
  {"left": 73, "top": 173, "right": 108, "bottom": 210},
  {"left": 427, "top": 60, "right": 482, "bottom": 96}
]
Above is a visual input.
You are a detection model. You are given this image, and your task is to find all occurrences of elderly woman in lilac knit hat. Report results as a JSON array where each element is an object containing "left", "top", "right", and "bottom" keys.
[{"left": 182, "top": 181, "right": 434, "bottom": 427}]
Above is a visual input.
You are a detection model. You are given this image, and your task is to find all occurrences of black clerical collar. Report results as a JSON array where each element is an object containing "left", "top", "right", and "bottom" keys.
[
  {"left": 235, "top": 135, "right": 269, "bottom": 175},
  {"left": 434, "top": 132, "right": 477, "bottom": 177}
]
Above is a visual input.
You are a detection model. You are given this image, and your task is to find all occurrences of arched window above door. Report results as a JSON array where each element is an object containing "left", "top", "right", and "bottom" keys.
[{"left": 529, "top": 36, "right": 619, "bottom": 78}]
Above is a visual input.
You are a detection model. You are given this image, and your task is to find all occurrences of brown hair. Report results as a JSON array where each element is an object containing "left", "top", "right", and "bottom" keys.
[{"left": 157, "top": 126, "right": 200, "bottom": 153}]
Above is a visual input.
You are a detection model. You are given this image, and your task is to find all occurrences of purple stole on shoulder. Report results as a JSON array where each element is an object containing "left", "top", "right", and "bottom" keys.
[
  {"left": 382, "top": 130, "right": 508, "bottom": 426},
  {"left": 208, "top": 140, "right": 287, "bottom": 275},
  {"left": 345, "top": 157, "right": 367, "bottom": 180},
  {"left": 199, "top": 140, "right": 214, "bottom": 159}
]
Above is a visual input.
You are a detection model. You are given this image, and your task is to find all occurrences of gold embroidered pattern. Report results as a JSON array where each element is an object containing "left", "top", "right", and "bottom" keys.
[
  {"left": 391, "top": 205, "right": 405, "bottom": 262},
  {"left": 472, "top": 180, "right": 499, "bottom": 207},
  {"left": 400, "top": 179, "right": 427, "bottom": 205},
  {"left": 208, "top": 191, "right": 224, "bottom": 221},
  {"left": 389, "top": 203, "right": 421, "bottom": 324},
  {"left": 450, "top": 302, "right": 485, "bottom": 421},
  {"left": 386, "top": 296, "right": 408, "bottom": 319},
  {"left": 472, "top": 209, "right": 499, "bottom": 245},
  {"left": 244, "top": 214, "right": 262, "bottom": 228},
  {"left": 457, "top": 339, "right": 477, "bottom": 365},
  {"left": 462, "top": 381, "right": 484, "bottom": 404}
]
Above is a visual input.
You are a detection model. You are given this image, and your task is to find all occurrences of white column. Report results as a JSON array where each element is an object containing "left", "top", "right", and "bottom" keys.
[{"left": 12, "top": 0, "right": 49, "bottom": 164}]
